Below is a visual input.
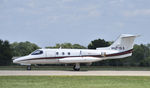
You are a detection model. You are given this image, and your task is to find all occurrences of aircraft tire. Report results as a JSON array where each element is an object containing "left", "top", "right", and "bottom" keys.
[
  {"left": 73, "top": 65, "right": 80, "bottom": 71},
  {"left": 27, "top": 66, "right": 31, "bottom": 70}
]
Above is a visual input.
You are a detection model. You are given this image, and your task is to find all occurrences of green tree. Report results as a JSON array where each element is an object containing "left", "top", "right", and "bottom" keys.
[
  {"left": 139, "top": 44, "right": 150, "bottom": 66},
  {"left": 72, "top": 44, "right": 86, "bottom": 49},
  {"left": 121, "top": 44, "right": 150, "bottom": 66},
  {"left": 0, "top": 40, "right": 12, "bottom": 66},
  {"left": 11, "top": 41, "right": 40, "bottom": 56},
  {"left": 140, "top": 56, "right": 150, "bottom": 67},
  {"left": 88, "top": 39, "right": 110, "bottom": 49},
  {"left": 46, "top": 43, "right": 86, "bottom": 49}
]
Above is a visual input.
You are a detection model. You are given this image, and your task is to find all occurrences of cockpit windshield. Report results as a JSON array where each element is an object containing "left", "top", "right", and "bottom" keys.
[{"left": 31, "top": 50, "right": 43, "bottom": 55}]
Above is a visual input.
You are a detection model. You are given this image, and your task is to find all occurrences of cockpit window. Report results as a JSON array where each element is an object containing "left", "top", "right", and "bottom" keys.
[{"left": 31, "top": 50, "right": 43, "bottom": 55}]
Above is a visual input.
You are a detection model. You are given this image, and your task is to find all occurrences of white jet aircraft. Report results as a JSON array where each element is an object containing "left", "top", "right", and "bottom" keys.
[{"left": 13, "top": 34, "right": 138, "bottom": 71}]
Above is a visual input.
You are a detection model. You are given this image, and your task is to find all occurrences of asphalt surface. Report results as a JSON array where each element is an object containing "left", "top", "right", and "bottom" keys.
[{"left": 0, "top": 70, "right": 150, "bottom": 76}]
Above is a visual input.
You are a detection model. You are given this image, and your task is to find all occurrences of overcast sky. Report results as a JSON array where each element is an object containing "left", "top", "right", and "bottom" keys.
[{"left": 0, "top": 0, "right": 150, "bottom": 47}]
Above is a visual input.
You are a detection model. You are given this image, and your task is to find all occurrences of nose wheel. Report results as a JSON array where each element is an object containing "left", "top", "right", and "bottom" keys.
[
  {"left": 73, "top": 63, "right": 80, "bottom": 71},
  {"left": 27, "top": 66, "right": 31, "bottom": 70}
]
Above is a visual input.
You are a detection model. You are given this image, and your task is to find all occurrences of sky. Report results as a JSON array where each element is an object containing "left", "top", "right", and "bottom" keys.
[{"left": 0, "top": 0, "right": 150, "bottom": 48}]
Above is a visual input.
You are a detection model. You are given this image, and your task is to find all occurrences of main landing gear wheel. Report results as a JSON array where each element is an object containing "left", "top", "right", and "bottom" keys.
[
  {"left": 73, "top": 63, "right": 80, "bottom": 71},
  {"left": 27, "top": 66, "right": 31, "bottom": 70}
]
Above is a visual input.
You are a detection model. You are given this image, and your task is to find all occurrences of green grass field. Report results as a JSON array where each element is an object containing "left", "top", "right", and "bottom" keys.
[
  {"left": 0, "top": 76, "right": 150, "bottom": 88},
  {"left": 0, "top": 66, "right": 150, "bottom": 71}
]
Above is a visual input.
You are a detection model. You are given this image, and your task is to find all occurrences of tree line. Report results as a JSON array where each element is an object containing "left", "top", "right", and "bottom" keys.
[{"left": 0, "top": 38, "right": 150, "bottom": 67}]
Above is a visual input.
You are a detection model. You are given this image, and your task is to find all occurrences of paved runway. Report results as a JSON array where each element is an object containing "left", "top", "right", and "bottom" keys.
[{"left": 0, "top": 70, "right": 150, "bottom": 76}]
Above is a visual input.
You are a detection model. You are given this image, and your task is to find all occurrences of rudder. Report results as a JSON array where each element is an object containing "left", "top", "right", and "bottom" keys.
[{"left": 109, "top": 34, "right": 138, "bottom": 51}]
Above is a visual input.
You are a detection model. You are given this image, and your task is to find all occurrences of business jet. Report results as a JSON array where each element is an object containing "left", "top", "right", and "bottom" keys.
[{"left": 13, "top": 34, "right": 138, "bottom": 71}]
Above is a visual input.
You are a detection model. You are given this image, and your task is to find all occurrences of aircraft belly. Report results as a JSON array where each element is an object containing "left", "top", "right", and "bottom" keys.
[{"left": 28, "top": 59, "right": 59, "bottom": 64}]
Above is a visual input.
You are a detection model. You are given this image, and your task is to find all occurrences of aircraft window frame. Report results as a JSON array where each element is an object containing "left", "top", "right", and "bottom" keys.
[
  {"left": 56, "top": 52, "right": 59, "bottom": 55},
  {"left": 62, "top": 52, "right": 65, "bottom": 55},
  {"left": 68, "top": 52, "right": 70, "bottom": 55},
  {"left": 31, "top": 50, "right": 43, "bottom": 55}
]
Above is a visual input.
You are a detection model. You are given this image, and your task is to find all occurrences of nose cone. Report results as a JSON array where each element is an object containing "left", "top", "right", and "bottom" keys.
[
  {"left": 13, "top": 59, "right": 19, "bottom": 64},
  {"left": 13, "top": 57, "right": 24, "bottom": 64},
  {"left": 13, "top": 56, "right": 31, "bottom": 64}
]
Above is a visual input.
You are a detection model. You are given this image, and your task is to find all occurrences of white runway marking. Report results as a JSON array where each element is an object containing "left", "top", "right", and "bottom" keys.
[{"left": 0, "top": 70, "right": 150, "bottom": 76}]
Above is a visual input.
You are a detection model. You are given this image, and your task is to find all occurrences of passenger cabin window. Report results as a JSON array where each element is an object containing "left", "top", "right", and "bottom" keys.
[
  {"left": 56, "top": 52, "right": 59, "bottom": 55},
  {"left": 68, "top": 52, "right": 70, "bottom": 55},
  {"left": 62, "top": 52, "right": 65, "bottom": 55},
  {"left": 31, "top": 50, "right": 43, "bottom": 55}
]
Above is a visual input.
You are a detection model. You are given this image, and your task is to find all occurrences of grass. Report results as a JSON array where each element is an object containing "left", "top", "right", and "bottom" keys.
[
  {"left": 0, "top": 76, "right": 150, "bottom": 88},
  {"left": 0, "top": 66, "right": 150, "bottom": 71}
]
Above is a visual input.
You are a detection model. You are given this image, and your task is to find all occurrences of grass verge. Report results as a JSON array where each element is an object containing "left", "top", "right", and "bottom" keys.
[{"left": 0, "top": 76, "right": 150, "bottom": 88}]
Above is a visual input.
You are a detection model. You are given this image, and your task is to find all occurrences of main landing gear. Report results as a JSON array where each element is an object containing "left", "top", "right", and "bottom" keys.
[
  {"left": 27, "top": 66, "right": 31, "bottom": 70},
  {"left": 73, "top": 63, "right": 80, "bottom": 71}
]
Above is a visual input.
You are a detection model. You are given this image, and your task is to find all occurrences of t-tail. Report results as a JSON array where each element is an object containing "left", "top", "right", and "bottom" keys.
[
  {"left": 109, "top": 34, "right": 139, "bottom": 51},
  {"left": 96, "top": 34, "right": 139, "bottom": 58}
]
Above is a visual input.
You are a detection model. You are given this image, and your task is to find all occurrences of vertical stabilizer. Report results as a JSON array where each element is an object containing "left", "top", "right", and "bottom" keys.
[{"left": 109, "top": 34, "right": 138, "bottom": 51}]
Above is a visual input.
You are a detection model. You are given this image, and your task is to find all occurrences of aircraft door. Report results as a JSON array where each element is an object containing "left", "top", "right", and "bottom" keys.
[{"left": 80, "top": 51, "right": 82, "bottom": 56}]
